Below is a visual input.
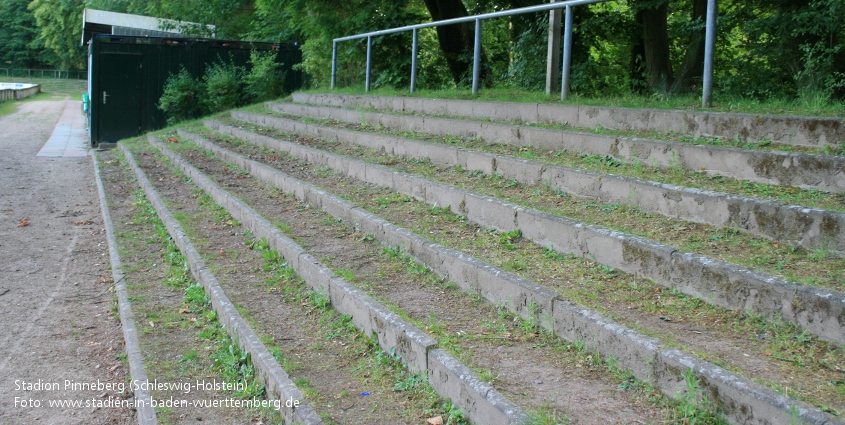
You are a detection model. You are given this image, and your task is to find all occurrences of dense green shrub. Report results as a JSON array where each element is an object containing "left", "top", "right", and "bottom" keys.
[
  {"left": 506, "top": 15, "right": 547, "bottom": 91},
  {"left": 158, "top": 53, "right": 291, "bottom": 125},
  {"left": 204, "top": 61, "right": 244, "bottom": 113},
  {"left": 243, "top": 50, "right": 286, "bottom": 102},
  {"left": 157, "top": 67, "right": 206, "bottom": 126}
]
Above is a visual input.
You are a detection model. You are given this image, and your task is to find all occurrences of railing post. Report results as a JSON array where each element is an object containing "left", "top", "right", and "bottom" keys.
[
  {"left": 472, "top": 18, "right": 482, "bottom": 95},
  {"left": 331, "top": 41, "right": 337, "bottom": 90},
  {"left": 546, "top": 0, "right": 562, "bottom": 95},
  {"left": 702, "top": 0, "right": 717, "bottom": 107},
  {"left": 560, "top": 4, "right": 573, "bottom": 100},
  {"left": 411, "top": 28, "right": 419, "bottom": 93},
  {"left": 365, "top": 35, "right": 373, "bottom": 92}
]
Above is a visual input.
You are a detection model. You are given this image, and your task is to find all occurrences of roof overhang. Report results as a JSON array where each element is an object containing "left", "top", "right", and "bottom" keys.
[{"left": 81, "top": 9, "right": 216, "bottom": 46}]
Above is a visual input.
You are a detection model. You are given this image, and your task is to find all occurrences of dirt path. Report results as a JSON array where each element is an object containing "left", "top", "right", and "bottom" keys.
[{"left": 0, "top": 100, "right": 132, "bottom": 424}]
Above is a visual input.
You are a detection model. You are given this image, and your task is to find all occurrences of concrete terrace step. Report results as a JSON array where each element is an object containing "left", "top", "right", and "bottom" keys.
[
  {"left": 174, "top": 126, "right": 843, "bottom": 425},
  {"left": 214, "top": 117, "right": 845, "bottom": 346},
  {"left": 231, "top": 110, "right": 845, "bottom": 256},
  {"left": 293, "top": 93, "right": 845, "bottom": 149},
  {"left": 146, "top": 135, "right": 528, "bottom": 425},
  {"left": 92, "top": 153, "right": 157, "bottom": 425},
  {"left": 269, "top": 101, "right": 845, "bottom": 193},
  {"left": 121, "top": 145, "right": 324, "bottom": 425}
]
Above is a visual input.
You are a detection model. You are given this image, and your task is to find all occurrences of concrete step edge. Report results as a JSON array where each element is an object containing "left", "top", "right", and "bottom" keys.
[
  {"left": 291, "top": 92, "right": 845, "bottom": 149},
  {"left": 269, "top": 101, "right": 845, "bottom": 193},
  {"left": 92, "top": 152, "right": 158, "bottom": 425},
  {"left": 124, "top": 141, "right": 324, "bottom": 425},
  {"left": 187, "top": 126, "right": 841, "bottom": 425},
  {"left": 240, "top": 111, "right": 845, "bottom": 255},
  {"left": 151, "top": 135, "right": 528, "bottom": 425},
  {"left": 221, "top": 114, "right": 845, "bottom": 346}
]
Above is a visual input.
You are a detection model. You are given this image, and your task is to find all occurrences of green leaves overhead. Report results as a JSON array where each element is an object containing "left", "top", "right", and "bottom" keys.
[
  {"left": 8, "top": 0, "right": 843, "bottom": 104},
  {"left": 0, "top": 0, "right": 55, "bottom": 67},
  {"left": 28, "top": 0, "right": 86, "bottom": 70}
]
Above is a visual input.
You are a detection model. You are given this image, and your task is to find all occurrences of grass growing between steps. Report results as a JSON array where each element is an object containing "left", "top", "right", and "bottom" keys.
[
  {"left": 211, "top": 119, "right": 845, "bottom": 293},
  {"left": 356, "top": 182, "right": 845, "bottom": 394},
  {"left": 528, "top": 121, "right": 845, "bottom": 157},
  {"left": 131, "top": 186, "right": 266, "bottom": 401},
  {"left": 300, "top": 86, "right": 845, "bottom": 117},
  {"left": 174, "top": 130, "right": 845, "bottom": 417},
  {"left": 254, "top": 110, "right": 845, "bottom": 213},
  {"left": 128, "top": 139, "right": 474, "bottom": 424},
  {"left": 166, "top": 138, "right": 726, "bottom": 424},
  {"left": 100, "top": 149, "right": 279, "bottom": 424},
  {"left": 247, "top": 237, "right": 472, "bottom": 425},
  {"left": 377, "top": 245, "right": 731, "bottom": 425},
  {"left": 362, "top": 190, "right": 845, "bottom": 416},
  {"left": 284, "top": 102, "right": 845, "bottom": 157}
]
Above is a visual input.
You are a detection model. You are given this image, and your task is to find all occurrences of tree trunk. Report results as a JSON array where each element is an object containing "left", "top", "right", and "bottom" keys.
[
  {"left": 636, "top": 0, "right": 674, "bottom": 92},
  {"left": 422, "top": 0, "right": 488, "bottom": 86},
  {"left": 671, "top": 0, "right": 708, "bottom": 93},
  {"left": 630, "top": 10, "right": 648, "bottom": 93},
  {"left": 834, "top": 34, "right": 845, "bottom": 99}
]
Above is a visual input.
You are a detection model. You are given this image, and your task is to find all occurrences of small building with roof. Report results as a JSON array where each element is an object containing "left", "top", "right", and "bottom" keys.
[{"left": 81, "top": 9, "right": 301, "bottom": 145}]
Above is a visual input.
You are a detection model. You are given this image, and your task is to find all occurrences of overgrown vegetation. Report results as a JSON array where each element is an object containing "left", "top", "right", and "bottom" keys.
[
  {"left": 203, "top": 61, "right": 244, "bottom": 113},
  {"left": 131, "top": 186, "right": 264, "bottom": 398},
  {"left": 158, "top": 67, "right": 207, "bottom": 125},
  {"left": 187, "top": 122, "right": 844, "bottom": 416},
  {"left": 171, "top": 136, "right": 722, "bottom": 422},
  {"left": 244, "top": 50, "right": 288, "bottom": 102},
  {"left": 130, "top": 141, "right": 474, "bottom": 423},
  {"left": 112, "top": 164, "right": 275, "bottom": 423},
  {"left": 157, "top": 52, "right": 288, "bottom": 125},
  {"left": 12, "top": 0, "right": 843, "bottom": 111}
]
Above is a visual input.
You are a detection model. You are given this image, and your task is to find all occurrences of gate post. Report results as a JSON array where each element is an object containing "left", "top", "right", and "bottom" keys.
[{"left": 546, "top": 0, "right": 562, "bottom": 95}]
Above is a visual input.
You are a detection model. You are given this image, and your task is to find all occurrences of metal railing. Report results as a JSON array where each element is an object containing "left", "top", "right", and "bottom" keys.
[
  {"left": 0, "top": 68, "right": 87, "bottom": 80},
  {"left": 332, "top": 0, "right": 717, "bottom": 107}
]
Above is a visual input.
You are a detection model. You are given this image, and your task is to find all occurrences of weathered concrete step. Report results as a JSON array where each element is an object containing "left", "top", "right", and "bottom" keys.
[
  {"left": 92, "top": 153, "right": 157, "bottom": 425},
  {"left": 232, "top": 111, "right": 845, "bottom": 255},
  {"left": 147, "top": 135, "right": 528, "bottom": 425},
  {"left": 212, "top": 118, "right": 845, "bottom": 346},
  {"left": 293, "top": 93, "right": 845, "bottom": 149},
  {"left": 122, "top": 143, "right": 324, "bottom": 425},
  {"left": 178, "top": 128, "right": 843, "bottom": 425},
  {"left": 269, "top": 102, "right": 845, "bottom": 193}
]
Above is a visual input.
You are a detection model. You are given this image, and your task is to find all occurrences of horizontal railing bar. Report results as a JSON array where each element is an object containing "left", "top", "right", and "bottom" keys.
[{"left": 333, "top": 0, "right": 606, "bottom": 42}]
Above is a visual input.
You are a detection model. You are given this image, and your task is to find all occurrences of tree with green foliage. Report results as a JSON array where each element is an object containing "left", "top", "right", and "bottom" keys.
[
  {"left": 671, "top": 0, "right": 708, "bottom": 92},
  {"left": 726, "top": 0, "right": 845, "bottom": 100},
  {"left": 632, "top": 0, "right": 674, "bottom": 92},
  {"left": 253, "top": 0, "right": 432, "bottom": 89},
  {"left": 0, "top": 0, "right": 56, "bottom": 68},
  {"left": 29, "top": 0, "right": 87, "bottom": 70},
  {"left": 145, "top": 0, "right": 255, "bottom": 39},
  {"left": 9, "top": 0, "right": 840, "bottom": 105},
  {"left": 422, "top": 0, "right": 488, "bottom": 85}
]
